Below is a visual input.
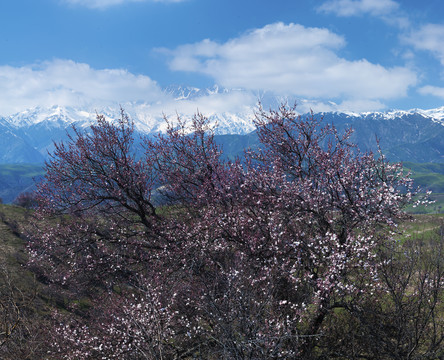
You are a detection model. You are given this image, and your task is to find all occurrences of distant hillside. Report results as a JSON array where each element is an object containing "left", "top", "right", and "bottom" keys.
[
  {"left": 319, "top": 112, "right": 444, "bottom": 163},
  {"left": 0, "top": 164, "right": 44, "bottom": 203},
  {"left": 402, "top": 162, "right": 444, "bottom": 193}
]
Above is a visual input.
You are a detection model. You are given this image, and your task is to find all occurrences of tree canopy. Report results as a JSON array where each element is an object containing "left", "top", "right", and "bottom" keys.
[{"left": 26, "top": 105, "right": 443, "bottom": 359}]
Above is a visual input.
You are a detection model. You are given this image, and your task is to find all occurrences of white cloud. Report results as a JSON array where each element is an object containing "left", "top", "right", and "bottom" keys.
[
  {"left": 404, "top": 24, "right": 444, "bottom": 65},
  {"left": 161, "top": 22, "right": 417, "bottom": 102},
  {"left": 295, "top": 99, "right": 386, "bottom": 114},
  {"left": 169, "top": 91, "right": 257, "bottom": 116},
  {"left": 335, "top": 99, "right": 387, "bottom": 112},
  {"left": 129, "top": 89, "right": 258, "bottom": 120},
  {"left": 317, "top": 0, "right": 399, "bottom": 17},
  {"left": 317, "top": 0, "right": 408, "bottom": 28},
  {"left": 62, "top": 0, "right": 185, "bottom": 9},
  {"left": 0, "top": 59, "right": 262, "bottom": 118},
  {"left": 0, "top": 59, "right": 166, "bottom": 115},
  {"left": 418, "top": 85, "right": 444, "bottom": 100}
]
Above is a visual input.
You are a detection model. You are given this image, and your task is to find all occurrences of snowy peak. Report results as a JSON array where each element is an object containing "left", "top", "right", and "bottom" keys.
[
  {"left": 325, "top": 107, "right": 444, "bottom": 125},
  {"left": 3, "top": 101, "right": 444, "bottom": 136},
  {"left": 0, "top": 99, "right": 443, "bottom": 164},
  {"left": 416, "top": 106, "right": 444, "bottom": 124},
  {"left": 164, "top": 84, "right": 230, "bottom": 101},
  {"left": 2, "top": 103, "right": 257, "bottom": 136},
  {"left": 5, "top": 105, "right": 95, "bottom": 128}
]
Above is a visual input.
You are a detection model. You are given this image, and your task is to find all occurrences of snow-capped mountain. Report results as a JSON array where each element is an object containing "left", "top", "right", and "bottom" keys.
[
  {"left": 358, "top": 107, "right": 444, "bottom": 125},
  {"left": 317, "top": 108, "right": 444, "bottom": 163},
  {"left": 3, "top": 103, "right": 257, "bottom": 135},
  {"left": 1, "top": 97, "right": 442, "bottom": 203},
  {"left": 0, "top": 92, "right": 443, "bottom": 164},
  {"left": 164, "top": 84, "right": 231, "bottom": 100},
  {"left": 4, "top": 105, "right": 94, "bottom": 128},
  {"left": 0, "top": 99, "right": 257, "bottom": 163}
]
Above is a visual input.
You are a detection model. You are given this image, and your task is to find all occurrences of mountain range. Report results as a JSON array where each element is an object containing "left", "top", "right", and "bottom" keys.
[
  {"left": 0, "top": 89, "right": 443, "bottom": 203},
  {"left": 0, "top": 87, "right": 443, "bottom": 164}
]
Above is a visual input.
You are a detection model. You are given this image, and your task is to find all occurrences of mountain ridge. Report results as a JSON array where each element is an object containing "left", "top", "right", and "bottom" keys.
[{"left": 0, "top": 99, "right": 443, "bottom": 164}]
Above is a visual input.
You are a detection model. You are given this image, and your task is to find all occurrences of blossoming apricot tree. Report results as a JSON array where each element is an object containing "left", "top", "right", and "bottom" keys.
[{"left": 28, "top": 105, "right": 417, "bottom": 359}]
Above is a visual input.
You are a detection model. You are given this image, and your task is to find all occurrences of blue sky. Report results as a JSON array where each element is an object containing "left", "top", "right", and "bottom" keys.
[{"left": 0, "top": 0, "right": 444, "bottom": 115}]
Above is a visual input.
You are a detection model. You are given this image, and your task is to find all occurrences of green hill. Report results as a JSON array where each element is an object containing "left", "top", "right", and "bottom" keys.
[
  {"left": 403, "top": 162, "right": 444, "bottom": 193},
  {"left": 0, "top": 164, "right": 44, "bottom": 203}
]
